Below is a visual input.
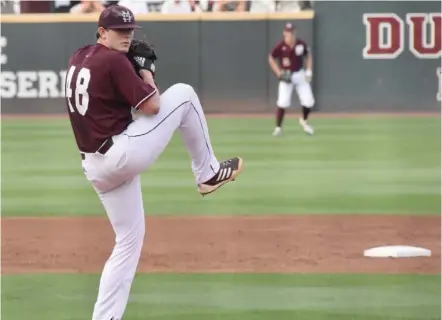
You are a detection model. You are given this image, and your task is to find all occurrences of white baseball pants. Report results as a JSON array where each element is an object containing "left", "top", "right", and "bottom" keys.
[
  {"left": 81, "top": 83, "right": 220, "bottom": 320},
  {"left": 277, "top": 69, "right": 315, "bottom": 109}
]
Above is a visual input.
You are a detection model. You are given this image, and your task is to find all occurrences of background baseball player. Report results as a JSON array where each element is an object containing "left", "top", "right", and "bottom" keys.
[
  {"left": 268, "top": 22, "right": 315, "bottom": 136},
  {"left": 65, "top": 5, "right": 244, "bottom": 320}
]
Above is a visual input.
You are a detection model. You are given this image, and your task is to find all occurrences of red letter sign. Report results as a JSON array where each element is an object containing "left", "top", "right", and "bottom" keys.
[
  {"left": 407, "top": 13, "right": 441, "bottom": 58},
  {"left": 363, "top": 13, "right": 404, "bottom": 59}
]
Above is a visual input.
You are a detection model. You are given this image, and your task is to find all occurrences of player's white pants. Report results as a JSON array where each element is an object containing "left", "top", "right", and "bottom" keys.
[
  {"left": 277, "top": 69, "right": 315, "bottom": 109},
  {"left": 81, "top": 83, "right": 220, "bottom": 320}
]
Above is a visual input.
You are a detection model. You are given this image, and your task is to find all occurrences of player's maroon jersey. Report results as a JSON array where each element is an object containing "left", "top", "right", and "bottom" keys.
[
  {"left": 271, "top": 39, "right": 309, "bottom": 72},
  {"left": 65, "top": 43, "right": 156, "bottom": 153}
]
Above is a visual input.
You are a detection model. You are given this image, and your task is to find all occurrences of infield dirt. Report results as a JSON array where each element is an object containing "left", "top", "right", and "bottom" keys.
[{"left": 2, "top": 215, "right": 440, "bottom": 275}]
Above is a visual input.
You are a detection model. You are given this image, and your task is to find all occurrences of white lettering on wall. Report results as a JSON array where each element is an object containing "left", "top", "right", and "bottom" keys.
[
  {"left": 1, "top": 70, "right": 67, "bottom": 99},
  {"left": 0, "top": 35, "right": 67, "bottom": 99},
  {"left": 1, "top": 36, "right": 7, "bottom": 65}
]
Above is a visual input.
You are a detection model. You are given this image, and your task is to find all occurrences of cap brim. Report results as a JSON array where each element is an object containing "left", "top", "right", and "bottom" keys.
[{"left": 108, "top": 24, "right": 142, "bottom": 29}]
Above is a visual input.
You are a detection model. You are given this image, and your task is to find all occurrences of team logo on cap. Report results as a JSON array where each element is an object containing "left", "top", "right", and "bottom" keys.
[
  {"left": 120, "top": 10, "right": 132, "bottom": 23},
  {"left": 134, "top": 56, "right": 146, "bottom": 67}
]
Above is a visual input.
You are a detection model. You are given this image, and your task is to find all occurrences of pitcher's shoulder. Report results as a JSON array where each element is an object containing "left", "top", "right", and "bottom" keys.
[
  {"left": 68, "top": 44, "right": 95, "bottom": 64},
  {"left": 70, "top": 44, "right": 124, "bottom": 62},
  {"left": 97, "top": 46, "right": 128, "bottom": 63}
]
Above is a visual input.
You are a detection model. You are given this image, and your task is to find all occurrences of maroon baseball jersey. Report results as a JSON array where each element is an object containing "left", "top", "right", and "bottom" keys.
[
  {"left": 65, "top": 43, "right": 156, "bottom": 153},
  {"left": 271, "top": 39, "right": 309, "bottom": 72}
]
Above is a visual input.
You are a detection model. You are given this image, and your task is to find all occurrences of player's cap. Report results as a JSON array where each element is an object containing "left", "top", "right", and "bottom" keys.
[
  {"left": 284, "top": 22, "right": 295, "bottom": 32},
  {"left": 98, "top": 5, "right": 141, "bottom": 30}
]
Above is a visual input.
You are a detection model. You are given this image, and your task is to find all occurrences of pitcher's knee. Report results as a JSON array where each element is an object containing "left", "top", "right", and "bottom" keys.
[
  {"left": 160, "top": 83, "right": 197, "bottom": 112},
  {"left": 168, "top": 83, "right": 194, "bottom": 95}
]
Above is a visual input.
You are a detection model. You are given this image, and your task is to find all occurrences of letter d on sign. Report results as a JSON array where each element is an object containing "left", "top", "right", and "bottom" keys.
[{"left": 363, "top": 13, "right": 405, "bottom": 59}]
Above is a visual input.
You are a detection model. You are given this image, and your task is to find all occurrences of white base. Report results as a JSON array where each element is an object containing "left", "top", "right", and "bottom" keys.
[{"left": 363, "top": 245, "right": 432, "bottom": 258}]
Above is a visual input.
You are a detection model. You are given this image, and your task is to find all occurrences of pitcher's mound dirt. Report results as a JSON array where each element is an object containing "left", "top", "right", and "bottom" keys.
[{"left": 1, "top": 215, "right": 440, "bottom": 275}]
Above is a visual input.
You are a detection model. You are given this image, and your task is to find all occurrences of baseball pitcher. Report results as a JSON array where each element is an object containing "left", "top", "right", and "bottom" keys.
[
  {"left": 269, "top": 22, "right": 315, "bottom": 136},
  {"left": 65, "top": 5, "right": 244, "bottom": 320}
]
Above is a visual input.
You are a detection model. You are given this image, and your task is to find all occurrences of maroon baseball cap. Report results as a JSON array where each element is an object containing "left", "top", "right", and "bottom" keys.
[
  {"left": 98, "top": 5, "right": 141, "bottom": 30},
  {"left": 284, "top": 22, "right": 295, "bottom": 32}
]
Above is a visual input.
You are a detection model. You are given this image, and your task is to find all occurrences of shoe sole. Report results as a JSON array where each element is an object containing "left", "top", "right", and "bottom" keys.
[{"left": 198, "top": 157, "right": 244, "bottom": 196}]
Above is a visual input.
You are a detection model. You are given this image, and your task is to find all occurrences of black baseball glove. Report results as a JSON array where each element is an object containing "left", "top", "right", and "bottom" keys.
[
  {"left": 127, "top": 39, "right": 157, "bottom": 77},
  {"left": 279, "top": 70, "right": 292, "bottom": 83}
]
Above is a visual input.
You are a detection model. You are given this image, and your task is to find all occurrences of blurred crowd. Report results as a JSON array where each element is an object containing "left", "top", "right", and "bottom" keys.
[{"left": 1, "top": 0, "right": 313, "bottom": 14}]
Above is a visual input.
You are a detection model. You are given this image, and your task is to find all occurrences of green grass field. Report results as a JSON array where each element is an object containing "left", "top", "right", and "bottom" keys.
[
  {"left": 1, "top": 115, "right": 441, "bottom": 320},
  {"left": 2, "top": 116, "right": 440, "bottom": 216},
  {"left": 3, "top": 274, "right": 440, "bottom": 320}
]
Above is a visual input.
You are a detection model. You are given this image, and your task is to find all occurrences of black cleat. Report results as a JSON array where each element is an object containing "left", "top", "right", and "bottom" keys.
[{"left": 198, "top": 157, "right": 244, "bottom": 196}]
